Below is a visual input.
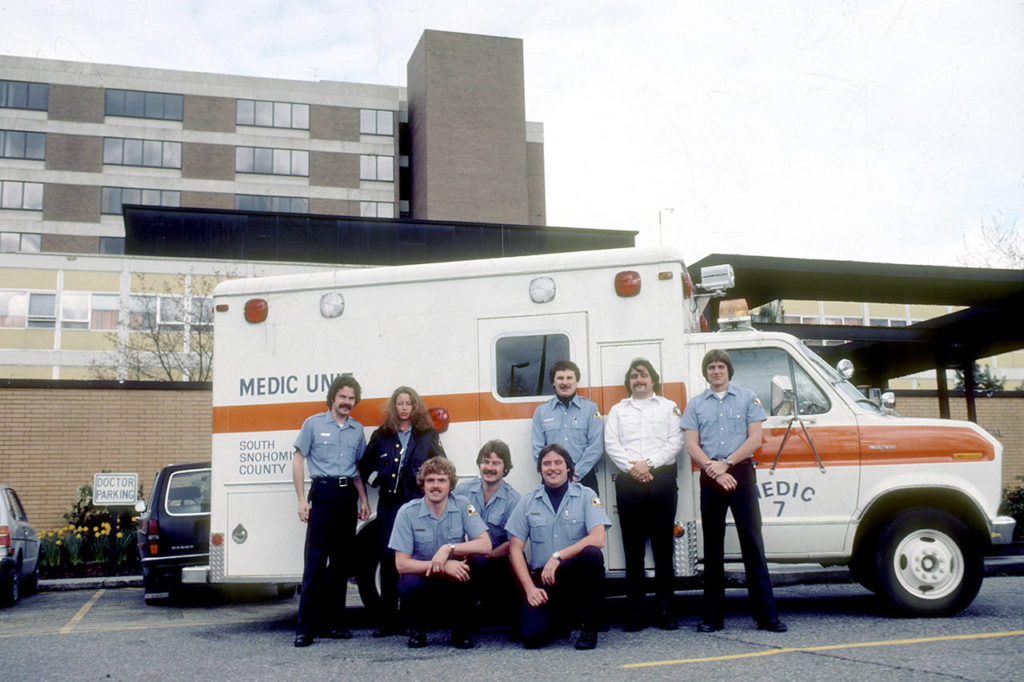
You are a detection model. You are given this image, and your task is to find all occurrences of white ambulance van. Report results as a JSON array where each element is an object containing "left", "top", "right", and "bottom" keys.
[{"left": 207, "top": 246, "right": 1014, "bottom": 616}]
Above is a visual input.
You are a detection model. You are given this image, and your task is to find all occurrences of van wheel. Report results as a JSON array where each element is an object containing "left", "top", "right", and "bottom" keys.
[
  {"left": 23, "top": 562, "right": 39, "bottom": 596},
  {"left": 873, "top": 508, "right": 982, "bottom": 616},
  {"left": 356, "top": 519, "right": 383, "bottom": 613}
]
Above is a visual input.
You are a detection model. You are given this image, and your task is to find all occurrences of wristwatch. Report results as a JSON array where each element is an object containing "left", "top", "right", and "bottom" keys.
[
  {"left": 645, "top": 458, "right": 654, "bottom": 468},
  {"left": 551, "top": 551, "right": 562, "bottom": 562},
  {"left": 725, "top": 456, "right": 735, "bottom": 467},
  {"left": 448, "top": 541, "right": 457, "bottom": 555}
]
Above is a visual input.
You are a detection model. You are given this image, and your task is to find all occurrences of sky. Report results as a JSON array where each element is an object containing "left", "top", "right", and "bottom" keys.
[{"left": 2, "top": 0, "right": 1021, "bottom": 267}]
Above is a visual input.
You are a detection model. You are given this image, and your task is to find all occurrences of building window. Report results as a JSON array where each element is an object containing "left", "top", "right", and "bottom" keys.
[
  {"left": 0, "top": 291, "right": 28, "bottom": 327},
  {"left": 0, "top": 130, "right": 45, "bottom": 160},
  {"left": 0, "top": 80, "right": 48, "bottom": 111},
  {"left": 0, "top": 181, "right": 43, "bottom": 210},
  {"left": 359, "top": 201, "right": 394, "bottom": 218},
  {"left": 60, "top": 292, "right": 90, "bottom": 330},
  {"left": 235, "top": 146, "right": 309, "bottom": 176},
  {"left": 101, "top": 187, "right": 180, "bottom": 215},
  {"left": 90, "top": 293, "right": 120, "bottom": 330},
  {"left": 235, "top": 194, "right": 309, "bottom": 214},
  {"left": 103, "top": 138, "right": 181, "bottom": 169},
  {"left": 236, "top": 100, "right": 310, "bottom": 130},
  {"left": 27, "top": 292, "right": 56, "bottom": 329},
  {"left": 0, "top": 232, "right": 41, "bottom": 252},
  {"left": 359, "top": 155, "right": 394, "bottom": 181},
  {"left": 128, "top": 295, "right": 157, "bottom": 331},
  {"left": 105, "top": 89, "right": 183, "bottom": 121},
  {"left": 360, "top": 109, "right": 394, "bottom": 136},
  {"left": 99, "top": 237, "right": 125, "bottom": 254}
]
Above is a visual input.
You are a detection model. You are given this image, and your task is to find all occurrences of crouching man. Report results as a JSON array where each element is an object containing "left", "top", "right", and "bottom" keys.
[
  {"left": 506, "top": 444, "right": 611, "bottom": 650},
  {"left": 388, "top": 456, "right": 491, "bottom": 649}
]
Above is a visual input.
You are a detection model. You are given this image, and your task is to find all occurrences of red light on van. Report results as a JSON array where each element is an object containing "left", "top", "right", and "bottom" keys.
[
  {"left": 429, "top": 407, "right": 450, "bottom": 434},
  {"left": 683, "top": 270, "right": 694, "bottom": 299},
  {"left": 146, "top": 518, "right": 160, "bottom": 556},
  {"left": 244, "top": 298, "right": 268, "bottom": 323},
  {"left": 0, "top": 525, "right": 10, "bottom": 556},
  {"left": 700, "top": 314, "right": 709, "bottom": 332},
  {"left": 615, "top": 270, "right": 641, "bottom": 297},
  {"left": 211, "top": 533, "right": 224, "bottom": 547}
]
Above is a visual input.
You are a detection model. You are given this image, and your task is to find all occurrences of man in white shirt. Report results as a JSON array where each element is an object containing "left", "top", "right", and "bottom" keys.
[{"left": 604, "top": 358, "right": 683, "bottom": 631}]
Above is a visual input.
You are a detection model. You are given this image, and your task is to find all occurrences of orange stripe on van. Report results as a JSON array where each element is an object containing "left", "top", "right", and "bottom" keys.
[{"left": 212, "top": 382, "right": 688, "bottom": 434}]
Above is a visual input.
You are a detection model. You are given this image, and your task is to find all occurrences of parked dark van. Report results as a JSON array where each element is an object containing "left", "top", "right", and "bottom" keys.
[{"left": 136, "top": 463, "right": 210, "bottom": 603}]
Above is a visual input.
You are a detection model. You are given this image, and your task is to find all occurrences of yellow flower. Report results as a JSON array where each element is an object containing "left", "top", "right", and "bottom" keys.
[{"left": 116, "top": 532, "right": 123, "bottom": 538}]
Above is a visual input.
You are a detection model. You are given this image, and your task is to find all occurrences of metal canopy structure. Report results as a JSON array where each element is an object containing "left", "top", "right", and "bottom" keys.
[{"left": 690, "top": 253, "right": 1024, "bottom": 419}]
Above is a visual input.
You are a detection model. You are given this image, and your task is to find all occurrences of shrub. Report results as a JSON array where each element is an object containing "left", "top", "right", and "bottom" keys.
[{"left": 999, "top": 486, "right": 1024, "bottom": 542}]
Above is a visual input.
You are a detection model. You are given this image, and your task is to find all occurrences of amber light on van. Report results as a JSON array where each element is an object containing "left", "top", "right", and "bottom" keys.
[
  {"left": 146, "top": 519, "right": 160, "bottom": 556},
  {"left": 615, "top": 270, "right": 642, "bottom": 297},
  {"left": 429, "top": 407, "right": 450, "bottom": 433},
  {"left": 211, "top": 533, "right": 224, "bottom": 547},
  {"left": 244, "top": 298, "right": 268, "bottom": 323}
]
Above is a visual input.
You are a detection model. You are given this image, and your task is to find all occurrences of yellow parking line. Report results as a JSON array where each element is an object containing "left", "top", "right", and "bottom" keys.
[
  {"left": 59, "top": 589, "right": 105, "bottom": 635},
  {"left": 623, "top": 630, "right": 1024, "bottom": 669}
]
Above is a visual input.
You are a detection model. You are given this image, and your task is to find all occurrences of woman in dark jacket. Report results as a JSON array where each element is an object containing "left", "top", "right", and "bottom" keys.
[{"left": 361, "top": 385, "right": 446, "bottom": 637}]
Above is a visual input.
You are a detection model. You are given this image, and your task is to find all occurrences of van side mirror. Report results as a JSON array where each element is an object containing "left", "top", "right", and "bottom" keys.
[
  {"left": 134, "top": 499, "right": 147, "bottom": 514},
  {"left": 770, "top": 375, "right": 795, "bottom": 416}
]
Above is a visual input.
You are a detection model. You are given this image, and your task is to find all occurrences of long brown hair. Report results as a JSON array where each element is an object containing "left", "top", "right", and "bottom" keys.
[{"left": 379, "top": 385, "right": 434, "bottom": 434}]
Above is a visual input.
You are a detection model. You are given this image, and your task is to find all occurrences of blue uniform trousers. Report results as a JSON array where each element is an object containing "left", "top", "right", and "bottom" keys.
[
  {"left": 699, "top": 460, "right": 778, "bottom": 625},
  {"left": 616, "top": 464, "right": 677, "bottom": 611},
  {"left": 296, "top": 480, "right": 357, "bottom": 636},
  {"left": 520, "top": 545, "right": 605, "bottom": 648}
]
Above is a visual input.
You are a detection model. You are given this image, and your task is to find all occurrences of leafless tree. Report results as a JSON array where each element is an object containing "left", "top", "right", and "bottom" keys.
[{"left": 961, "top": 213, "right": 1023, "bottom": 269}]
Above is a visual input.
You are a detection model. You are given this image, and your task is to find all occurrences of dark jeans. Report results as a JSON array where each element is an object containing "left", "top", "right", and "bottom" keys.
[
  {"left": 397, "top": 573, "right": 474, "bottom": 634},
  {"left": 520, "top": 545, "right": 605, "bottom": 648},
  {"left": 467, "top": 553, "right": 517, "bottom": 627},
  {"left": 375, "top": 504, "right": 401, "bottom": 628},
  {"left": 616, "top": 464, "right": 677, "bottom": 612},
  {"left": 296, "top": 480, "right": 357, "bottom": 636},
  {"left": 699, "top": 460, "right": 778, "bottom": 625}
]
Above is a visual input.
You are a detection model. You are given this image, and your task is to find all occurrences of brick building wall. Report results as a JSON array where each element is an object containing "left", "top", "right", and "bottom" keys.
[
  {"left": 2, "top": 385, "right": 1020, "bottom": 530},
  {"left": 0, "top": 384, "right": 212, "bottom": 529}
]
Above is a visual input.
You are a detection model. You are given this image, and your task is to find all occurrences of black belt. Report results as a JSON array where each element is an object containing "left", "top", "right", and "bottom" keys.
[{"left": 312, "top": 476, "right": 354, "bottom": 487}]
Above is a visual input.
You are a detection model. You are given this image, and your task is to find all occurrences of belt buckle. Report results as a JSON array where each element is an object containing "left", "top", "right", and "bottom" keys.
[{"left": 338, "top": 477, "right": 348, "bottom": 487}]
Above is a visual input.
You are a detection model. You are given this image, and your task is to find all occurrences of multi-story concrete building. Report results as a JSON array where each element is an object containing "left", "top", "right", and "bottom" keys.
[{"left": 0, "top": 30, "right": 551, "bottom": 379}]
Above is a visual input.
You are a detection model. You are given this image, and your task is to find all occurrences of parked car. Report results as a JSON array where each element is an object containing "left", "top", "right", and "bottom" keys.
[
  {"left": 1, "top": 483, "right": 39, "bottom": 606},
  {"left": 136, "top": 463, "right": 211, "bottom": 603}
]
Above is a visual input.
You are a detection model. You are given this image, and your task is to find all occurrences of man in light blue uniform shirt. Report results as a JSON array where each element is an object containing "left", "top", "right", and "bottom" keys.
[
  {"left": 454, "top": 439, "right": 522, "bottom": 637},
  {"left": 506, "top": 444, "right": 610, "bottom": 651},
  {"left": 389, "top": 457, "right": 491, "bottom": 649},
  {"left": 291, "top": 375, "right": 370, "bottom": 647},
  {"left": 681, "top": 349, "right": 786, "bottom": 634},
  {"left": 531, "top": 360, "right": 605, "bottom": 494}
]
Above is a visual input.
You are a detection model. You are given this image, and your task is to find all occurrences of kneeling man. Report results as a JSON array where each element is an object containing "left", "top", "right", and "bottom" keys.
[
  {"left": 388, "top": 457, "right": 491, "bottom": 649},
  {"left": 506, "top": 444, "right": 610, "bottom": 650}
]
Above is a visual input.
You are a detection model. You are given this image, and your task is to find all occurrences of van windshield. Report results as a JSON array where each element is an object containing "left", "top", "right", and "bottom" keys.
[{"left": 797, "top": 344, "right": 882, "bottom": 414}]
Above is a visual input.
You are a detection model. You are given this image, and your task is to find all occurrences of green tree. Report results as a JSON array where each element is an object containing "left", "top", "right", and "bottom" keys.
[{"left": 954, "top": 363, "right": 1005, "bottom": 391}]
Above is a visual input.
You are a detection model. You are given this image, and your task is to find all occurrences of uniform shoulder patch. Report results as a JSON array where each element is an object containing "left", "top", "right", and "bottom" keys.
[
  {"left": 752, "top": 396, "right": 763, "bottom": 408},
  {"left": 673, "top": 406, "right": 682, "bottom": 416},
  {"left": 466, "top": 502, "right": 479, "bottom": 516},
  {"left": 593, "top": 409, "right": 602, "bottom": 420},
  {"left": 590, "top": 496, "right": 602, "bottom": 508}
]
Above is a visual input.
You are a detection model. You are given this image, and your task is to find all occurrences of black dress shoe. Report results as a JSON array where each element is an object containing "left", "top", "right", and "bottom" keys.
[
  {"left": 575, "top": 628, "right": 598, "bottom": 650},
  {"left": 451, "top": 632, "right": 475, "bottom": 649},
  {"left": 652, "top": 612, "right": 679, "bottom": 631},
  {"left": 757, "top": 619, "right": 788, "bottom": 633},
  {"left": 293, "top": 633, "right": 314, "bottom": 647},
  {"left": 372, "top": 625, "right": 398, "bottom": 638},
  {"left": 696, "top": 621, "right": 724, "bottom": 633},
  {"left": 320, "top": 628, "right": 352, "bottom": 639},
  {"left": 407, "top": 630, "right": 427, "bottom": 648}
]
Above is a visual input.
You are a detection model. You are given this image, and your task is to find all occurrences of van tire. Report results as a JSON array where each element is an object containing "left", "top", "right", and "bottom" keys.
[
  {"left": 355, "top": 519, "right": 383, "bottom": 613},
  {"left": 873, "top": 508, "right": 982, "bottom": 616},
  {"left": 276, "top": 583, "right": 296, "bottom": 599}
]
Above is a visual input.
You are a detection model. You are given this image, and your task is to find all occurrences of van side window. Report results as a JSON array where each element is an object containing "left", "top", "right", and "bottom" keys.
[
  {"left": 495, "top": 334, "right": 570, "bottom": 397},
  {"left": 165, "top": 469, "right": 211, "bottom": 515},
  {"left": 728, "top": 348, "right": 831, "bottom": 415}
]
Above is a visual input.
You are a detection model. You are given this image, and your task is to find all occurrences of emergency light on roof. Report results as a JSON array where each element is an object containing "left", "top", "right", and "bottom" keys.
[
  {"left": 529, "top": 276, "right": 556, "bottom": 304},
  {"left": 244, "top": 298, "right": 268, "bottom": 323},
  {"left": 717, "top": 298, "right": 753, "bottom": 331},
  {"left": 615, "top": 270, "right": 641, "bottom": 297},
  {"left": 429, "top": 407, "right": 450, "bottom": 433}
]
